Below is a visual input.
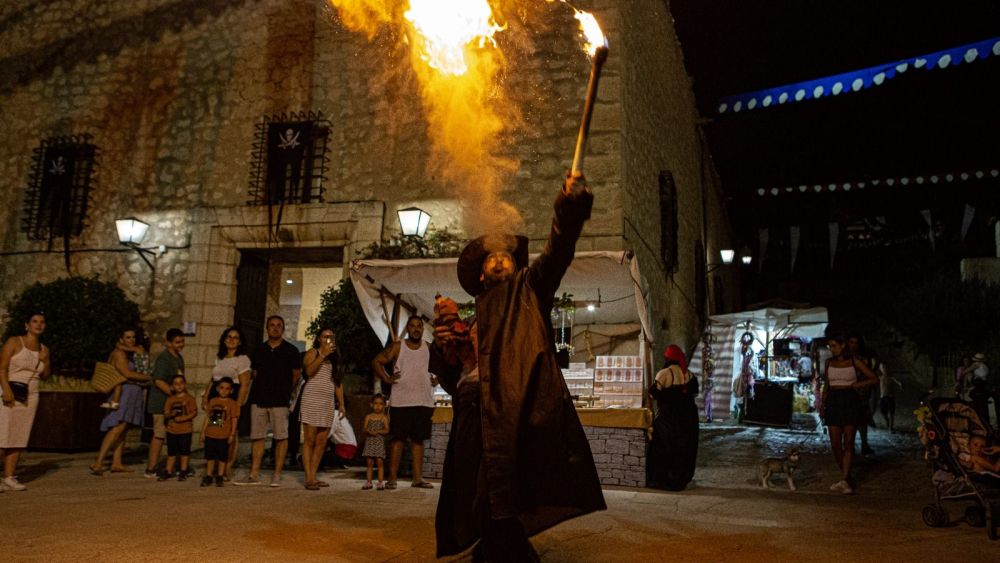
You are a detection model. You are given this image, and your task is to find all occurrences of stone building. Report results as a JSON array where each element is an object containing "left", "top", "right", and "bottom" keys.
[{"left": 0, "top": 0, "right": 735, "bottom": 401}]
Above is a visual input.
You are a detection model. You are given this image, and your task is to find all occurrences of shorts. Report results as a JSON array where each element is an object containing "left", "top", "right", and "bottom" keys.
[
  {"left": 250, "top": 405, "right": 290, "bottom": 440},
  {"left": 166, "top": 432, "right": 192, "bottom": 456},
  {"left": 204, "top": 437, "right": 230, "bottom": 461},
  {"left": 151, "top": 414, "right": 166, "bottom": 440},
  {"left": 824, "top": 388, "right": 865, "bottom": 428},
  {"left": 389, "top": 406, "right": 433, "bottom": 442}
]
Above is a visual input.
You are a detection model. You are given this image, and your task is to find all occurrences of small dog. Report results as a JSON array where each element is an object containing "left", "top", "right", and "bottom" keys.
[{"left": 758, "top": 448, "right": 800, "bottom": 491}]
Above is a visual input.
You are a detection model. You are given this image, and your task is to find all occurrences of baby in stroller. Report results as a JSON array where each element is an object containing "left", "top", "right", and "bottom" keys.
[{"left": 967, "top": 436, "right": 1000, "bottom": 474}]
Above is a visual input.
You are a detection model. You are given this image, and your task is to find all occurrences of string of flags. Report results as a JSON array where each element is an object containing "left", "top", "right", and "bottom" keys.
[
  {"left": 717, "top": 35, "right": 1000, "bottom": 115},
  {"left": 756, "top": 167, "right": 999, "bottom": 197}
]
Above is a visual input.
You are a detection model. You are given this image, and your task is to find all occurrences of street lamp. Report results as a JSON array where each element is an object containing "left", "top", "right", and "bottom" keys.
[
  {"left": 719, "top": 249, "right": 735, "bottom": 265},
  {"left": 397, "top": 207, "right": 431, "bottom": 238},
  {"left": 115, "top": 217, "right": 155, "bottom": 271},
  {"left": 740, "top": 247, "right": 753, "bottom": 266}
]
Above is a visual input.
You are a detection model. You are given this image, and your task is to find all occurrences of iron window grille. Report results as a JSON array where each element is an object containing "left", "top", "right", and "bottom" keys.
[
  {"left": 248, "top": 111, "right": 331, "bottom": 205},
  {"left": 22, "top": 134, "right": 97, "bottom": 242}
]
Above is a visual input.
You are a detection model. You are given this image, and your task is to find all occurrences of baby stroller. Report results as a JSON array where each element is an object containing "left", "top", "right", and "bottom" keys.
[{"left": 920, "top": 398, "right": 1000, "bottom": 539}]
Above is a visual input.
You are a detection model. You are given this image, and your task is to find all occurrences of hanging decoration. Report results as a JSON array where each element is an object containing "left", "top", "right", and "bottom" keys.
[
  {"left": 756, "top": 166, "right": 999, "bottom": 197},
  {"left": 551, "top": 292, "right": 576, "bottom": 354},
  {"left": 789, "top": 225, "right": 801, "bottom": 273},
  {"left": 828, "top": 222, "right": 840, "bottom": 269},
  {"left": 961, "top": 204, "right": 976, "bottom": 241},
  {"left": 717, "top": 35, "right": 1000, "bottom": 115}
]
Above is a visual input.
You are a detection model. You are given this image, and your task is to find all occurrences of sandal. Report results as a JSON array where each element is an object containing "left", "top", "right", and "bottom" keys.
[
  {"left": 315, "top": 480, "right": 330, "bottom": 487},
  {"left": 305, "top": 482, "right": 321, "bottom": 491},
  {"left": 384, "top": 481, "right": 397, "bottom": 490},
  {"left": 376, "top": 481, "right": 385, "bottom": 491},
  {"left": 411, "top": 481, "right": 434, "bottom": 489},
  {"left": 362, "top": 481, "right": 373, "bottom": 490},
  {"left": 88, "top": 465, "right": 104, "bottom": 476}
]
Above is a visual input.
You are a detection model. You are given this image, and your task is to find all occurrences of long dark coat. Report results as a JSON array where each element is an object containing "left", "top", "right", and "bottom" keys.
[{"left": 434, "top": 189, "right": 606, "bottom": 557}]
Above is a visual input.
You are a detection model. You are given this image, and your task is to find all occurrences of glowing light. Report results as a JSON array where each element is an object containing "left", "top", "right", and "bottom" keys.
[
  {"left": 572, "top": 8, "right": 608, "bottom": 57},
  {"left": 404, "top": 0, "right": 502, "bottom": 76}
]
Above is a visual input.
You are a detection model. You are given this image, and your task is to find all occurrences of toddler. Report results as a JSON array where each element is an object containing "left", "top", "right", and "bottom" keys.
[
  {"left": 101, "top": 333, "right": 151, "bottom": 410},
  {"left": 201, "top": 377, "right": 240, "bottom": 487},
  {"left": 161, "top": 374, "right": 197, "bottom": 481},
  {"left": 361, "top": 394, "right": 389, "bottom": 490}
]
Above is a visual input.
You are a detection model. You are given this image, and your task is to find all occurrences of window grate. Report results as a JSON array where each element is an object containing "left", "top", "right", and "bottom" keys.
[
  {"left": 248, "top": 111, "right": 331, "bottom": 205},
  {"left": 22, "top": 134, "right": 97, "bottom": 242}
]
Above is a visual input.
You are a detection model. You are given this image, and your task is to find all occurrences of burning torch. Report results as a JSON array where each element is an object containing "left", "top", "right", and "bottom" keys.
[{"left": 570, "top": 10, "right": 609, "bottom": 177}]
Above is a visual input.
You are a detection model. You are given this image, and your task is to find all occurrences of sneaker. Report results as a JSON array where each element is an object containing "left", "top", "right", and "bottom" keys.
[
  {"left": 201, "top": 476, "right": 213, "bottom": 487},
  {"left": 830, "top": 480, "right": 848, "bottom": 492},
  {"left": 233, "top": 475, "right": 261, "bottom": 486},
  {"left": 177, "top": 472, "right": 188, "bottom": 482},
  {"left": 215, "top": 476, "right": 224, "bottom": 487},
  {"left": 143, "top": 468, "right": 158, "bottom": 479},
  {"left": 269, "top": 474, "right": 282, "bottom": 488},
  {"left": 157, "top": 472, "right": 171, "bottom": 482},
  {"left": 2, "top": 476, "right": 26, "bottom": 491},
  {"left": 841, "top": 482, "right": 855, "bottom": 494}
]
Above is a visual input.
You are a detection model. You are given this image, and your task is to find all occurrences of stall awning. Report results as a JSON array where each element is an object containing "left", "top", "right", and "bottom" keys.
[
  {"left": 707, "top": 307, "right": 829, "bottom": 339},
  {"left": 349, "top": 251, "right": 652, "bottom": 344}
]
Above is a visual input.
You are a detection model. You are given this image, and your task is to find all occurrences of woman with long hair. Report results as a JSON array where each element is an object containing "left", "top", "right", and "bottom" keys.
[
  {"left": 820, "top": 336, "right": 877, "bottom": 494},
  {"left": 90, "top": 328, "right": 151, "bottom": 475},
  {"left": 0, "top": 311, "right": 51, "bottom": 491},
  {"left": 207, "top": 326, "right": 251, "bottom": 478},
  {"left": 299, "top": 328, "right": 345, "bottom": 490},
  {"left": 646, "top": 344, "right": 699, "bottom": 491}
]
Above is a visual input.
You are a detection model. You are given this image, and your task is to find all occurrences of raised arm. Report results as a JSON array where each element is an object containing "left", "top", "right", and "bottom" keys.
[
  {"left": 852, "top": 359, "right": 878, "bottom": 389},
  {"left": 526, "top": 172, "right": 594, "bottom": 303}
]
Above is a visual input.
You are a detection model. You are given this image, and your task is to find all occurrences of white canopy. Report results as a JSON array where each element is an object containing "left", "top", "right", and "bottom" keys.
[
  {"left": 349, "top": 251, "right": 652, "bottom": 345},
  {"left": 707, "top": 307, "right": 829, "bottom": 338}
]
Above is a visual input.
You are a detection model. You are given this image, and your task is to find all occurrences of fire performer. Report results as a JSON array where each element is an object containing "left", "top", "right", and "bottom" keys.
[{"left": 431, "top": 171, "right": 605, "bottom": 561}]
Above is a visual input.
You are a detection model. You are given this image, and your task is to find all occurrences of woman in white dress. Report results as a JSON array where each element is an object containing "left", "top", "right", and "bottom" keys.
[
  {"left": 207, "top": 326, "right": 252, "bottom": 479},
  {"left": 0, "top": 311, "right": 51, "bottom": 492},
  {"left": 299, "top": 328, "right": 345, "bottom": 490}
]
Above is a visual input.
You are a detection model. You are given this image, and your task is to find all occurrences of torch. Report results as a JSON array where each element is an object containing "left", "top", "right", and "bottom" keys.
[{"left": 570, "top": 11, "right": 609, "bottom": 176}]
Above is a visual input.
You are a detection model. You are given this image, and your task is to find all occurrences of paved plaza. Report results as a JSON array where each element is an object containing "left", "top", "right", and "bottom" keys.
[{"left": 2, "top": 423, "right": 995, "bottom": 562}]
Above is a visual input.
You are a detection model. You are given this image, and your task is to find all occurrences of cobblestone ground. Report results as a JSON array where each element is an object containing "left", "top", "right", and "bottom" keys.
[{"left": 2, "top": 417, "right": 996, "bottom": 562}]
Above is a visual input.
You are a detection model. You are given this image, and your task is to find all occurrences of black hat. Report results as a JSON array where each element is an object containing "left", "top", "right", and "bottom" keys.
[{"left": 457, "top": 234, "right": 529, "bottom": 296}]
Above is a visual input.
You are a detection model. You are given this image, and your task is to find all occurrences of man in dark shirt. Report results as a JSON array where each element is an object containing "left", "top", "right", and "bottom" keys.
[{"left": 234, "top": 316, "right": 301, "bottom": 487}]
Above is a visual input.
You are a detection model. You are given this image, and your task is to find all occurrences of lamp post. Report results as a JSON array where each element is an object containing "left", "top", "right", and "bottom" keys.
[
  {"left": 740, "top": 246, "right": 753, "bottom": 266},
  {"left": 397, "top": 207, "right": 431, "bottom": 238},
  {"left": 115, "top": 217, "right": 155, "bottom": 271}
]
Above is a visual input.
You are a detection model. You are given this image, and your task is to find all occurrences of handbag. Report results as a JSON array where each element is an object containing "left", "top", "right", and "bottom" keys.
[
  {"left": 90, "top": 361, "right": 126, "bottom": 394},
  {"left": 329, "top": 411, "right": 358, "bottom": 459},
  {"left": 7, "top": 381, "right": 29, "bottom": 404}
]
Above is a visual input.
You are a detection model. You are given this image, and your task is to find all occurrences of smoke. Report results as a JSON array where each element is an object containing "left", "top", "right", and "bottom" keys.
[{"left": 328, "top": 0, "right": 527, "bottom": 236}]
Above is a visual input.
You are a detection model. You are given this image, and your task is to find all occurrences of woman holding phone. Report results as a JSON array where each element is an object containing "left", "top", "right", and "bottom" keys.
[{"left": 299, "top": 328, "right": 345, "bottom": 490}]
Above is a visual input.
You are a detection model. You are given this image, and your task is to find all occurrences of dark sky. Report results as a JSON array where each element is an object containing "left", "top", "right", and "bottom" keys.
[{"left": 668, "top": 0, "right": 1000, "bottom": 200}]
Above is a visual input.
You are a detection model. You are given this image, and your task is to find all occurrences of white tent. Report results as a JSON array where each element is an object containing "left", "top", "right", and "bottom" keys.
[
  {"left": 349, "top": 251, "right": 653, "bottom": 347},
  {"left": 688, "top": 307, "right": 828, "bottom": 421}
]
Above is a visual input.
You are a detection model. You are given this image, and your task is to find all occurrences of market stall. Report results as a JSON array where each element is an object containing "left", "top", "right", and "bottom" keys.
[
  {"left": 350, "top": 250, "right": 655, "bottom": 487},
  {"left": 688, "top": 307, "right": 828, "bottom": 426}
]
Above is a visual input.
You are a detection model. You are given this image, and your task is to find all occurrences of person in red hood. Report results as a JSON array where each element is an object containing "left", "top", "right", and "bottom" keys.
[{"left": 646, "top": 344, "right": 700, "bottom": 491}]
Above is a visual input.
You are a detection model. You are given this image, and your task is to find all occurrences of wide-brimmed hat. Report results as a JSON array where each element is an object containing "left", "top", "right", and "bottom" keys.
[
  {"left": 457, "top": 234, "right": 528, "bottom": 296},
  {"left": 973, "top": 352, "right": 986, "bottom": 362}
]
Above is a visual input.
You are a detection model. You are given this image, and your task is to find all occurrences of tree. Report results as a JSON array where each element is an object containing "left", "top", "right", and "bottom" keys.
[
  {"left": 3, "top": 276, "right": 141, "bottom": 376},
  {"left": 306, "top": 278, "right": 383, "bottom": 382}
]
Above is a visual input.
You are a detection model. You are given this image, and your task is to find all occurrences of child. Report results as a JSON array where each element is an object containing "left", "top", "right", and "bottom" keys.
[
  {"left": 101, "top": 330, "right": 151, "bottom": 410},
  {"left": 161, "top": 374, "right": 197, "bottom": 481},
  {"left": 202, "top": 377, "right": 240, "bottom": 487},
  {"left": 967, "top": 435, "right": 1000, "bottom": 473},
  {"left": 361, "top": 394, "right": 389, "bottom": 490}
]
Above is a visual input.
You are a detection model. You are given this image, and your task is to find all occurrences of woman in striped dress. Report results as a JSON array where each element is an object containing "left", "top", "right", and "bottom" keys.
[
  {"left": 0, "top": 311, "right": 51, "bottom": 492},
  {"left": 299, "top": 328, "right": 345, "bottom": 490}
]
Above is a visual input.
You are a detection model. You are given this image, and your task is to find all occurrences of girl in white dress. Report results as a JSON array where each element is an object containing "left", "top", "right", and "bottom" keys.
[{"left": 0, "top": 312, "right": 51, "bottom": 492}]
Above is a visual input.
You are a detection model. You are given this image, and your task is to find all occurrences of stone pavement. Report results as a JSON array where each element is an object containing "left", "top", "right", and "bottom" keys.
[{"left": 2, "top": 422, "right": 996, "bottom": 562}]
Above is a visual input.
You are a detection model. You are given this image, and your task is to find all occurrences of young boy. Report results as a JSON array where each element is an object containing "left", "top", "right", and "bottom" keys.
[
  {"left": 202, "top": 377, "right": 240, "bottom": 487},
  {"left": 161, "top": 374, "right": 197, "bottom": 481},
  {"left": 144, "top": 328, "right": 186, "bottom": 479}
]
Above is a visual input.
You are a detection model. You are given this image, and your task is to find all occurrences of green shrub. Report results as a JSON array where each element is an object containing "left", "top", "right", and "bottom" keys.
[{"left": 3, "top": 276, "right": 141, "bottom": 376}]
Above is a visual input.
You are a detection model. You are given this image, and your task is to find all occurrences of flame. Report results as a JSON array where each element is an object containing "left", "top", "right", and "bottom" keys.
[
  {"left": 572, "top": 8, "right": 608, "bottom": 57},
  {"left": 404, "top": 0, "right": 504, "bottom": 76}
]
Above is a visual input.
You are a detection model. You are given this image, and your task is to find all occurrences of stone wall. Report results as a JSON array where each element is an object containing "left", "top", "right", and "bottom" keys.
[{"left": 421, "top": 422, "right": 648, "bottom": 488}]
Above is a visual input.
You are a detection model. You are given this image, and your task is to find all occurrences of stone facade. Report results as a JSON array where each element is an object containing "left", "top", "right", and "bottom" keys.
[
  {"left": 0, "top": 0, "right": 733, "bottom": 433},
  {"left": 421, "top": 422, "right": 647, "bottom": 488}
]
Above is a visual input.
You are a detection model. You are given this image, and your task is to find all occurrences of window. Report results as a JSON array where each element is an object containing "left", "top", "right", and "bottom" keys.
[
  {"left": 22, "top": 135, "right": 96, "bottom": 241},
  {"left": 658, "top": 171, "right": 678, "bottom": 272},
  {"left": 248, "top": 111, "right": 331, "bottom": 205}
]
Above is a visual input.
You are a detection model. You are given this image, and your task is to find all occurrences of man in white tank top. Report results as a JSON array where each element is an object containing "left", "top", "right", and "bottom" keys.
[{"left": 372, "top": 316, "right": 437, "bottom": 489}]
